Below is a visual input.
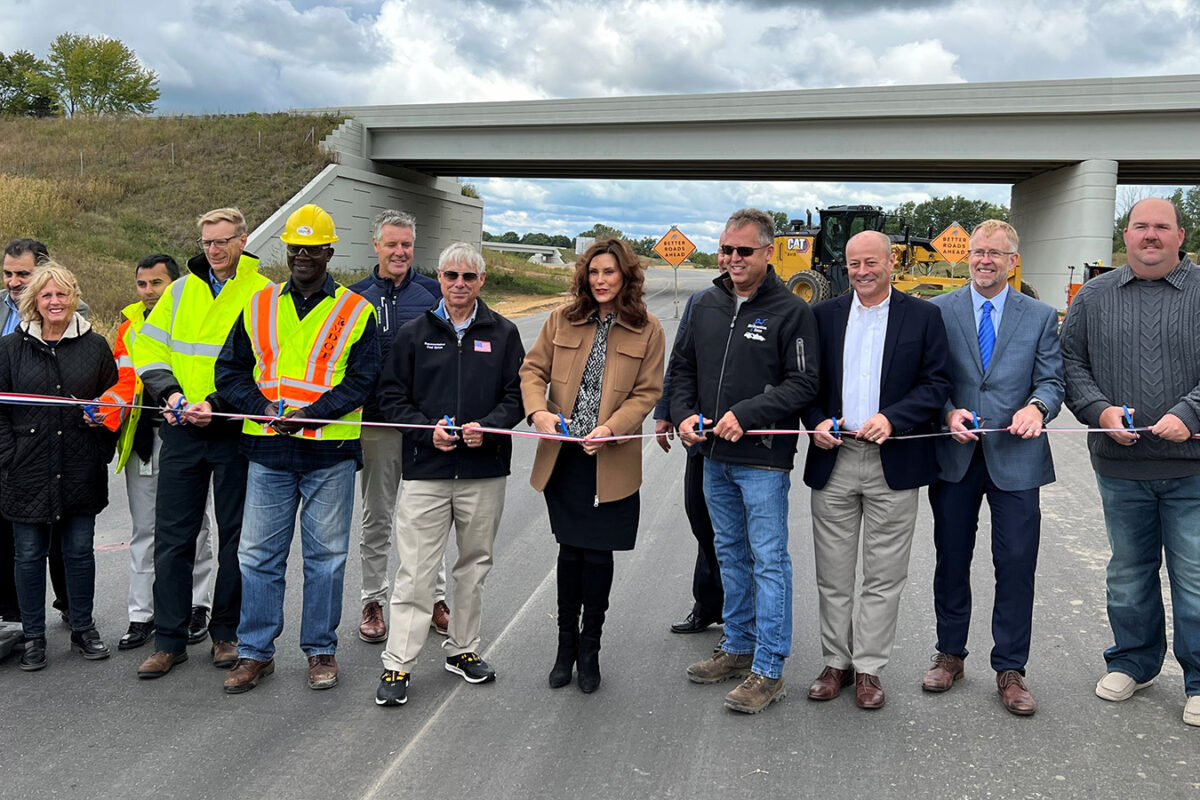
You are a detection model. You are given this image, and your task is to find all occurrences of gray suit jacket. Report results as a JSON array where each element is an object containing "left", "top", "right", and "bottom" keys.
[{"left": 930, "top": 286, "right": 1065, "bottom": 491}]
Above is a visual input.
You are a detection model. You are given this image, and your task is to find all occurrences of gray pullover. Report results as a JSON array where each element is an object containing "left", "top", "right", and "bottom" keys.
[{"left": 1061, "top": 257, "right": 1200, "bottom": 479}]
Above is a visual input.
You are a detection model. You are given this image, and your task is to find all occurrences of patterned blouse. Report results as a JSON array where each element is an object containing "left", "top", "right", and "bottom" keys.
[{"left": 568, "top": 311, "right": 617, "bottom": 436}]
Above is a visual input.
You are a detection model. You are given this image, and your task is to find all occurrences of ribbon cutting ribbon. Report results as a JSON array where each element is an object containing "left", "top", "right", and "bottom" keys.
[{"left": 1, "top": 392, "right": 1196, "bottom": 443}]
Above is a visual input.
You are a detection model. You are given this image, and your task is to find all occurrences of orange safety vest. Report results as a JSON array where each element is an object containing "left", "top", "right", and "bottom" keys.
[{"left": 242, "top": 283, "right": 373, "bottom": 440}]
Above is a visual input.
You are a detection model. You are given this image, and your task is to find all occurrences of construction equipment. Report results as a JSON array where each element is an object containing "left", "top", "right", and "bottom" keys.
[
  {"left": 1066, "top": 261, "right": 1111, "bottom": 305},
  {"left": 770, "top": 205, "right": 1032, "bottom": 302}
]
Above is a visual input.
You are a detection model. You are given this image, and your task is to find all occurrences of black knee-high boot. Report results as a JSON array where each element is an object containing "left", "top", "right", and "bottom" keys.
[
  {"left": 577, "top": 551, "right": 614, "bottom": 694},
  {"left": 549, "top": 547, "right": 583, "bottom": 688}
]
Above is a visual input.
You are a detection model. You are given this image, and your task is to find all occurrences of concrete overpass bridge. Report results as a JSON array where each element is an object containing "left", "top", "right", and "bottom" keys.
[{"left": 257, "top": 74, "right": 1200, "bottom": 306}]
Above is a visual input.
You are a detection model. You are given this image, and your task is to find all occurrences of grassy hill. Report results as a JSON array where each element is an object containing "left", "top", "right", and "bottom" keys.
[{"left": 0, "top": 113, "right": 340, "bottom": 335}]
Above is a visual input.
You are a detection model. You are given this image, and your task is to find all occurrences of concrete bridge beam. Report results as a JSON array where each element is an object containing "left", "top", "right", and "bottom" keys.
[{"left": 1010, "top": 160, "right": 1118, "bottom": 309}]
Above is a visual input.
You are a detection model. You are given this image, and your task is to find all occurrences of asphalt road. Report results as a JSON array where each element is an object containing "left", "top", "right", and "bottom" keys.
[{"left": 2, "top": 267, "right": 1197, "bottom": 800}]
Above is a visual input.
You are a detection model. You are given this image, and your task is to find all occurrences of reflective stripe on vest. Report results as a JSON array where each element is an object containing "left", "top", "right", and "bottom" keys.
[{"left": 244, "top": 285, "right": 371, "bottom": 440}]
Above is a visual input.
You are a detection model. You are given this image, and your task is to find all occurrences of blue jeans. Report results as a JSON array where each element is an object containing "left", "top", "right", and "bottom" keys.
[
  {"left": 12, "top": 516, "right": 96, "bottom": 639},
  {"left": 1096, "top": 473, "right": 1200, "bottom": 695},
  {"left": 237, "top": 459, "right": 356, "bottom": 661},
  {"left": 702, "top": 458, "right": 793, "bottom": 679}
]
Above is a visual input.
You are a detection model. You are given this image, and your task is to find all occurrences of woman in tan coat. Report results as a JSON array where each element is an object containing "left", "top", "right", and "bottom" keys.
[{"left": 520, "top": 238, "right": 664, "bottom": 693}]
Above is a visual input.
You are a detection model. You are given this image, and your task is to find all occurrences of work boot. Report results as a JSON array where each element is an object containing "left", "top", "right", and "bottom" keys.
[
  {"left": 725, "top": 672, "right": 786, "bottom": 714},
  {"left": 687, "top": 650, "right": 753, "bottom": 684}
]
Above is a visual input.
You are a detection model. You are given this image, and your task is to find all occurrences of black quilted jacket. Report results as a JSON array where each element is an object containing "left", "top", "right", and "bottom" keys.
[{"left": 0, "top": 316, "right": 118, "bottom": 523}]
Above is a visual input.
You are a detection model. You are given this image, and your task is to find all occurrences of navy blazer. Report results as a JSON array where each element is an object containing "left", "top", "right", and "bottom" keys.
[
  {"left": 929, "top": 286, "right": 1064, "bottom": 491},
  {"left": 802, "top": 289, "right": 951, "bottom": 491}
]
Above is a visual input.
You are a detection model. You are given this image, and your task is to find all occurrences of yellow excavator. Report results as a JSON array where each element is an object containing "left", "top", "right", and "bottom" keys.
[{"left": 771, "top": 205, "right": 1033, "bottom": 302}]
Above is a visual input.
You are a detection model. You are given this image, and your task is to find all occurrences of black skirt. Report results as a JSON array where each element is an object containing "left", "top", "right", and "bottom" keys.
[{"left": 543, "top": 443, "right": 640, "bottom": 552}]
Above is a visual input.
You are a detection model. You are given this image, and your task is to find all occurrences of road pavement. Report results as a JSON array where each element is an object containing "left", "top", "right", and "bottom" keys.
[{"left": 2, "top": 267, "right": 1197, "bottom": 799}]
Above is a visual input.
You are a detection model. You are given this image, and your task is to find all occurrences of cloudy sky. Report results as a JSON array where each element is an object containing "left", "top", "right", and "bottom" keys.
[{"left": 1, "top": 0, "right": 1194, "bottom": 249}]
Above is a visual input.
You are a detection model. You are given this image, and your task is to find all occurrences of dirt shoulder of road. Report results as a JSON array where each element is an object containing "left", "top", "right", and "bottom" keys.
[{"left": 486, "top": 293, "right": 568, "bottom": 319}]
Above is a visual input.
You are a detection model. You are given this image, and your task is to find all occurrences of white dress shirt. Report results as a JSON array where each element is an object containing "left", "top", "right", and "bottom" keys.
[{"left": 841, "top": 290, "right": 891, "bottom": 430}]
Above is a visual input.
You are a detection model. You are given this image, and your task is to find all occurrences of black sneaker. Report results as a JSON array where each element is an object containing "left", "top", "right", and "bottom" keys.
[
  {"left": 445, "top": 652, "right": 496, "bottom": 684},
  {"left": 119, "top": 620, "right": 154, "bottom": 651},
  {"left": 70, "top": 628, "right": 110, "bottom": 660},
  {"left": 20, "top": 637, "right": 47, "bottom": 671},
  {"left": 376, "top": 670, "right": 410, "bottom": 706},
  {"left": 187, "top": 606, "right": 210, "bottom": 645}
]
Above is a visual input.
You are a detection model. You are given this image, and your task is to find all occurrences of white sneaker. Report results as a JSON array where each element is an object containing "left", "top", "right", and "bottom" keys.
[
  {"left": 1184, "top": 696, "right": 1200, "bottom": 727},
  {"left": 1095, "top": 671, "right": 1154, "bottom": 701}
]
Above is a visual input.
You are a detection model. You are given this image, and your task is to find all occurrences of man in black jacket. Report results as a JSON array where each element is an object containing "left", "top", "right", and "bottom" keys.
[
  {"left": 670, "top": 208, "right": 820, "bottom": 714},
  {"left": 801, "top": 230, "right": 950, "bottom": 711},
  {"left": 374, "top": 243, "right": 524, "bottom": 707},
  {"left": 348, "top": 210, "right": 448, "bottom": 644}
]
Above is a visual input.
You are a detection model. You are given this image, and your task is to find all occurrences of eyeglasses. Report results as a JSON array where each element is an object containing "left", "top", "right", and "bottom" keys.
[
  {"left": 968, "top": 249, "right": 1014, "bottom": 260},
  {"left": 719, "top": 244, "right": 770, "bottom": 258},
  {"left": 199, "top": 236, "right": 241, "bottom": 250},
  {"left": 440, "top": 270, "right": 480, "bottom": 283},
  {"left": 286, "top": 244, "right": 329, "bottom": 257}
]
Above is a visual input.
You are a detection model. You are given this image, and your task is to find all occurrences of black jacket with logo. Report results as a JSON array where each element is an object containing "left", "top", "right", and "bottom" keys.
[
  {"left": 668, "top": 267, "right": 820, "bottom": 470},
  {"left": 379, "top": 299, "right": 525, "bottom": 480}
]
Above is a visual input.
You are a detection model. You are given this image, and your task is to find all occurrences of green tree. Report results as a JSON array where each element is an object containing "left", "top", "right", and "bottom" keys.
[
  {"left": 630, "top": 236, "right": 657, "bottom": 258},
  {"left": 498, "top": 231, "right": 520, "bottom": 243},
  {"left": 576, "top": 223, "right": 625, "bottom": 242},
  {"left": 0, "top": 50, "right": 56, "bottom": 116},
  {"left": 46, "top": 33, "right": 159, "bottom": 116},
  {"left": 520, "top": 232, "right": 552, "bottom": 246},
  {"left": 765, "top": 209, "right": 789, "bottom": 232},
  {"left": 889, "top": 195, "right": 1009, "bottom": 238},
  {"left": 690, "top": 251, "right": 716, "bottom": 268},
  {"left": 549, "top": 234, "right": 572, "bottom": 248}
]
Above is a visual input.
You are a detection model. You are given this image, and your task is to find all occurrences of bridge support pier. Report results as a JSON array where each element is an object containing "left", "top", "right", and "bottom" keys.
[{"left": 1010, "top": 160, "right": 1117, "bottom": 309}]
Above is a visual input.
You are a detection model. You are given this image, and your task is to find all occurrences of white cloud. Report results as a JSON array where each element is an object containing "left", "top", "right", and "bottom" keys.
[{"left": 0, "top": 0, "right": 1190, "bottom": 246}]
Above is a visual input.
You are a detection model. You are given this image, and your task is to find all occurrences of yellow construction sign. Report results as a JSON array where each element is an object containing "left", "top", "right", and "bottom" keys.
[
  {"left": 931, "top": 223, "right": 971, "bottom": 264},
  {"left": 653, "top": 226, "right": 697, "bottom": 267}
]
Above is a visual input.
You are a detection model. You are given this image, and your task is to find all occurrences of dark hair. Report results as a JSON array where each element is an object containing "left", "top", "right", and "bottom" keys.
[
  {"left": 137, "top": 253, "right": 181, "bottom": 281},
  {"left": 564, "top": 238, "right": 647, "bottom": 328},
  {"left": 4, "top": 238, "right": 49, "bottom": 265}
]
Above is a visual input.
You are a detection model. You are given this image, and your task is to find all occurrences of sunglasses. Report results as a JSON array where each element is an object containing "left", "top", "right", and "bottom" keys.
[
  {"left": 440, "top": 270, "right": 480, "bottom": 283},
  {"left": 286, "top": 244, "right": 329, "bottom": 257},
  {"left": 719, "top": 244, "right": 770, "bottom": 257}
]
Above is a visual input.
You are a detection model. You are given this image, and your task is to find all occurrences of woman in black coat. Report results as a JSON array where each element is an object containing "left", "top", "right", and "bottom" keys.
[{"left": 0, "top": 263, "right": 118, "bottom": 671}]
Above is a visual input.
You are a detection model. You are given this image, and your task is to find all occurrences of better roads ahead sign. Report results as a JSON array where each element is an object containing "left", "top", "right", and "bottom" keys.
[
  {"left": 653, "top": 226, "right": 697, "bottom": 268},
  {"left": 931, "top": 223, "right": 971, "bottom": 264}
]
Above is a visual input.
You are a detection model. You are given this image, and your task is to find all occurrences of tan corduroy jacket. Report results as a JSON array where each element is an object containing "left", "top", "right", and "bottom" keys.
[{"left": 520, "top": 305, "right": 665, "bottom": 504}]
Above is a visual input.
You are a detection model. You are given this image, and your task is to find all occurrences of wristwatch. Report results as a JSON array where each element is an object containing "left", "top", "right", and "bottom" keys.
[{"left": 1028, "top": 398, "right": 1049, "bottom": 420}]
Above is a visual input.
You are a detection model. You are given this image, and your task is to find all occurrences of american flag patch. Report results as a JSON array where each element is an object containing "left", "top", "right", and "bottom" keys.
[{"left": 474, "top": 340, "right": 492, "bottom": 352}]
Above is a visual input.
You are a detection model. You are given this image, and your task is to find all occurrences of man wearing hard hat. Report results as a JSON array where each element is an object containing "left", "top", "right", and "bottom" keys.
[
  {"left": 133, "top": 208, "right": 272, "bottom": 680},
  {"left": 214, "top": 204, "right": 379, "bottom": 694}
]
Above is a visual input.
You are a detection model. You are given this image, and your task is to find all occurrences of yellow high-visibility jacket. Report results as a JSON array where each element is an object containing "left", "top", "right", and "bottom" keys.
[{"left": 133, "top": 253, "right": 271, "bottom": 408}]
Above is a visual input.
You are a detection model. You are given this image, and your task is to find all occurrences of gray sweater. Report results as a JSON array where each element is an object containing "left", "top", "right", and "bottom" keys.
[{"left": 1061, "top": 257, "right": 1200, "bottom": 479}]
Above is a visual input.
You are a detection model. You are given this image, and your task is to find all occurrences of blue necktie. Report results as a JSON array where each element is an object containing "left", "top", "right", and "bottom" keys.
[{"left": 978, "top": 300, "right": 995, "bottom": 370}]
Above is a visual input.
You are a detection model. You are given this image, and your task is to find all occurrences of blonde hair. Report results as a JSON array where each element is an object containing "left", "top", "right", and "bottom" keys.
[
  {"left": 971, "top": 219, "right": 1019, "bottom": 252},
  {"left": 18, "top": 262, "right": 81, "bottom": 323},
  {"left": 196, "top": 207, "right": 247, "bottom": 235}
]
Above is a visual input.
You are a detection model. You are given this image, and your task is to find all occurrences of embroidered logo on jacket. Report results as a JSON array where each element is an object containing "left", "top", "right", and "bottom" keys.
[
  {"left": 424, "top": 341, "right": 446, "bottom": 350},
  {"left": 744, "top": 318, "right": 769, "bottom": 342},
  {"left": 474, "top": 340, "right": 492, "bottom": 353}
]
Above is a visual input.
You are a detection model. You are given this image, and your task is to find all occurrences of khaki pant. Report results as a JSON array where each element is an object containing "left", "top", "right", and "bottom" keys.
[
  {"left": 381, "top": 476, "right": 506, "bottom": 672},
  {"left": 811, "top": 438, "right": 918, "bottom": 677},
  {"left": 358, "top": 426, "right": 445, "bottom": 606}
]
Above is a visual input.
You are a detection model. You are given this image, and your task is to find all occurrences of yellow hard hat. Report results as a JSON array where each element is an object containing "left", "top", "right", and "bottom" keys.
[{"left": 280, "top": 204, "right": 338, "bottom": 245}]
